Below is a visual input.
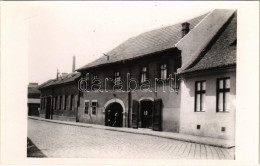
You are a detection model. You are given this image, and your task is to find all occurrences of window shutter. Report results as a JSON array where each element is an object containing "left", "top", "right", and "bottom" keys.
[
  {"left": 153, "top": 99, "right": 162, "bottom": 131},
  {"left": 132, "top": 100, "right": 139, "bottom": 129}
]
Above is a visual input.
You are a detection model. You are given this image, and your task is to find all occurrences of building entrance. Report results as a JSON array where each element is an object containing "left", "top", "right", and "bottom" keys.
[
  {"left": 45, "top": 97, "right": 52, "bottom": 119},
  {"left": 105, "top": 102, "right": 123, "bottom": 127},
  {"left": 140, "top": 100, "right": 153, "bottom": 128}
]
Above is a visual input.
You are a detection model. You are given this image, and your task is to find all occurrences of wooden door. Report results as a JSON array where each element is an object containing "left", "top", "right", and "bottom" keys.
[
  {"left": 132, "top": 100, "right": 139, "bottom": 129},
  {"left": 153, "top": 99, "right": 162, "bottom": 131},
  {"left": 46, "top": 97, "right": 52, "bottom": 119}
]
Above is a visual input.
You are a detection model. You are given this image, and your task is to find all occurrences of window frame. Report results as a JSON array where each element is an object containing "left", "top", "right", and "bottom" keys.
[
  {"left": 114, "top": 71, "right": 121, "bottom": 85},
  {"left": 216, "top": 77, "right": 231, "bottom": 112},
  {"left": 64, "top": 95, "right": 68, "bottom": 110},
  {"left": 70, "top": 95, "right": 74, "bottom": 111},
  {"left": 84, "top": 100, "right": 90, "bottom": 114},
  {"left": 59, "top": 96, "right": 62, "bottom": 110},
  {"left": 158, "top": 62, "right": 169, "bottom": 80},
  {"left": 140, "top": 66, "right": 149, "bottom": 83},
  {"left": 55, "top": 96, "right": 57, "bottom": 110},
  {"left": 91, "top": 100, "right": 97, "bottom": 115},
  {"left": 194, "top": 80, "right": 206, "bottom": 112}
]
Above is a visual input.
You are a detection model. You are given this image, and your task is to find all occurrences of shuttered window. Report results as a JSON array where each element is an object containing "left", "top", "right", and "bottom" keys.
[{"left": 85, "top": 100, "right": 90, "bottom": 114}]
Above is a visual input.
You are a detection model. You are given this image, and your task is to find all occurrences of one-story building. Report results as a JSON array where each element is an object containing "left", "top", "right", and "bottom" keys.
[{"left": 38, "top": 72, "right": 81, "bottom": 121}]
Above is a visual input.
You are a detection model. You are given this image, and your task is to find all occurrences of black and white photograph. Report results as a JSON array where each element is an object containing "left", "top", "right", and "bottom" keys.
[{"left": 1, "top": 1, "right": 259, "bottom": 165}]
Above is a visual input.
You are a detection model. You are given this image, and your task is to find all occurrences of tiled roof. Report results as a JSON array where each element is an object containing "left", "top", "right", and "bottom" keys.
[
  {"left": 77, "top": 12, "right": 209, "bottom": 71},
  {"left": 39, "top": 72, "right": 81, "bottom": 89},
  {"left": 179, "top": 12, "right": 236, "bottom": 74}
]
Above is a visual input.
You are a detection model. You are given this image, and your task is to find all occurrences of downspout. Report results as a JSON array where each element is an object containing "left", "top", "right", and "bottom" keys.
[
  {"left": 128, "top": 64, "right": 132, "bottom": 128},
  {"left": 76, "top": 78, "right": 80, "bottom": 122}
]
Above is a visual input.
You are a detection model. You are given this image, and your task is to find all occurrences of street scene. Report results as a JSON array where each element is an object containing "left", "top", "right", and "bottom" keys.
[
  {"left": 27, "top": 118, "right": 235, "bottom": 159},
  {"left": 26, "top": 5, "right": 237, "bottom": 161}
]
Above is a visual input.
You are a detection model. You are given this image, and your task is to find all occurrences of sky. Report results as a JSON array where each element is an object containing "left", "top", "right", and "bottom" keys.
[{"left": 26, "top": 1, "right": 238, "bottom": 84}]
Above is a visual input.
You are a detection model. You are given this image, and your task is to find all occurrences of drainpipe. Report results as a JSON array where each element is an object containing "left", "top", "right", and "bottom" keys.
[
  {"left": 76, "top": 79, "right": 80, "bottom": 122},
  {"left": 128, "top": 64, "right": 132, "bottom": 128}
]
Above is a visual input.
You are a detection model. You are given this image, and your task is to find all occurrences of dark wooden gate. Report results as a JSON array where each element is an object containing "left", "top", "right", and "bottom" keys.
[
  {"left": 153, "top": 99, "right": 162, "bottom": 131},
  {"left": 132, "top": 100, "right": 139, "bottom": 129},
  {"left": 45, "top": 97, "right": 52, "bottom": 119}
]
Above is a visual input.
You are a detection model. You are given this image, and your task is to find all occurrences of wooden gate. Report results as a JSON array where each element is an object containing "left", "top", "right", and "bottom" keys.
[
  {"left": 132, "top": 100, "right": 139, "bottom": 129},
  {"left": 152, "top": 99, "right": 162, "bottom": 131}
]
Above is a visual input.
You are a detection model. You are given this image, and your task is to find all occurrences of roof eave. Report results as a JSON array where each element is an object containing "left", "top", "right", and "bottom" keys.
[
  {"left": 178, "top": 64, "right": 236, "bottom": 77},
  {"left": 76, "top": 47, "right": 178, "bottom": 72}
]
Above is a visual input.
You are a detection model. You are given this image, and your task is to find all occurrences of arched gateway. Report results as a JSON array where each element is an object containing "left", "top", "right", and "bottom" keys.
[{"left": 104, "top": 99, "right": 125, "bottom": 127}]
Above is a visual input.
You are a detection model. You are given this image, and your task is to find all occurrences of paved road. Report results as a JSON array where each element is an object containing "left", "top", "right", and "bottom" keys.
[{"left": 27, "top": 119, "right": 235, "bottom": 159}]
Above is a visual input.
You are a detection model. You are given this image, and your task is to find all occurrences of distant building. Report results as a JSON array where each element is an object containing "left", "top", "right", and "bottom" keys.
[
  {"left": 28, "top": 83, "right": 41, "bottom": 116},
  {"left": 38, "top": 56, "right": 81, "bottom": 122},
  {"left": 38, "top": 72, "right": 81, "bottom": 121}
]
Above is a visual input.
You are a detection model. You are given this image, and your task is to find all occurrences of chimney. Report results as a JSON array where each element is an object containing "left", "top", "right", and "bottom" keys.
[
  {"left": 72, "top": 56, "right": 76, "bottom": 72},
  {"left": 181, "top": 22, "right": 190, "bottom": 37},
  {"left": 57, "top": 68, "right": 59, "bottom": 80}
]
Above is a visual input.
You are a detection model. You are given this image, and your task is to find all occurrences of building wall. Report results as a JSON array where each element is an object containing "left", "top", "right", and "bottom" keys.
[
  {"left": 78, "top": 49, "right": 182, "bottom": 131},
  {"left": 179, "top": 69, "right": 236, "bottom": 140}
]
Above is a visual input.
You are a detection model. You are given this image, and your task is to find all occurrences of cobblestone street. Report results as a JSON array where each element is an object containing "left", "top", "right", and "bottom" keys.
[{"left": 27, "top": 119, "right": 235, "bottom": 159}]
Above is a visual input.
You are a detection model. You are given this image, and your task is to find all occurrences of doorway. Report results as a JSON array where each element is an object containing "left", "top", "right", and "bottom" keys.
[
  {"left": 45, "top": 97, "right": 52, "bottom": 119},
  {"left": 140, "top": 100, "right": 153, "bottom": 128},
  {"left": 105, "top": 102, "right": 123, "bottom": 127}
]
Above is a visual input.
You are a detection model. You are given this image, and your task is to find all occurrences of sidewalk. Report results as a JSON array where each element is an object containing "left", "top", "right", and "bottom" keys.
[{"left": 28, "top": 116, "right": 235, "bottom": 148}]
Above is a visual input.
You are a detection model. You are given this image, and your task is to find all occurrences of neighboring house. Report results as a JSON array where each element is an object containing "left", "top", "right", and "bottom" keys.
[
  {"left": 28, "top": 83, "right": 41, "bottom": 117},
  {"left": 76, "top": 11, "right": 210, "bottom": 132},
  {"left": 176, "top": 10, "right": 236, "bottom": 140},
  {"left": 38, "top": 72, "right": 81, "bottom": 122}
]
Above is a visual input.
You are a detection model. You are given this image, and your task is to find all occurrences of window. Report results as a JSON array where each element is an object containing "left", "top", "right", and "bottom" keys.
[
  {"left": 85, "top": 101, "right": 89, "bottom": 114},
  {"left": 70, "top": 95, "right": 74, "bottom": 110},
  {"left": 195, "top": 81, "right": 206, "bottom": 112},
  {"left": 160, "top": 64, "right": 167, "bottom": 80},
  {"left": 59, "top": 96, "right": 62, "bottom": 110},
  {"left": 92, "top": 74, "right": 99, "bottom": 90},
  {"left": 93, "top": 74, "right": 98, "bottom": 79},
  {"left": 53, "top": 97, "right": 55, "bottom": 109},
  {"left": 217, "top": 78, "right": 231, "bottom": 112},
  {"left": 141, "top": 67, "right": 148, "bottom": 83},
  {"left": 91, "top": 101, "right": 97, "bottom": 115},
  {"left": 197, "top": 125, "right": 201, "bottom": 130},
  {"left": 55, "top": 97, "right": 58, "bottom": 110},
  {"left": 114, "top": 72, "right": 121, "bottom": 85},
  {"left": 64, "top": 95, "right": 68, "bottom": 110}
]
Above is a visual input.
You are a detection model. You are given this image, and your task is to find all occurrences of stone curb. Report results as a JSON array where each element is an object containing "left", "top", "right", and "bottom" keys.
[{"left": 28, "top": 116, "right": 235, "bottom": 148}]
